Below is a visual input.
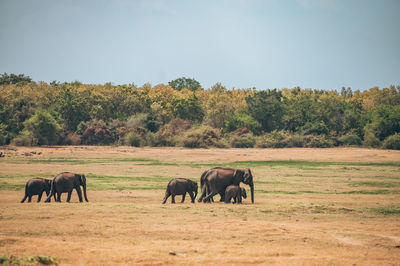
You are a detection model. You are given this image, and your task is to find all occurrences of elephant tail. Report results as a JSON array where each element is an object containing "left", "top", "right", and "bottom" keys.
[{"left": 20, "top": 182, "right": 28, "bottom": 203}]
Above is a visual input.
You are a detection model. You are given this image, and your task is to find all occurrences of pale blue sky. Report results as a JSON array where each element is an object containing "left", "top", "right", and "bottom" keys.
[{"left": 0, "top": 0, "right": 399, "bottom": 90}]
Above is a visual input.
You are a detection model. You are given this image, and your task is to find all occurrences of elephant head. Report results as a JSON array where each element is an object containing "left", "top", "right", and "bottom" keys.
[
  {"left": 242, "top": 168, "right": 254, "bottom": 203},
  {"left": 241, "top": 187, "right": 247, "bottom": 199},
  {"left": 77, "top": 174, "right": 89, "bottom": 202}
]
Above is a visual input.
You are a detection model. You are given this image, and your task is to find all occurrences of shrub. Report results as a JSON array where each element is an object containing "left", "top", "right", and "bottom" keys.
[
  {"left": 363, "top": 129, "right": 381, "bottom": 148},
  {"left": 62, "top": 132, "right": 81, "bottom": 145},
  {"left": 11, "top": 131, "right": 38, "bottom": 146},
  {"left": 22, "top": 109, "right": 61, "bottom": 145},
  {"left": 382, "top": 133, "right": 400, "bottom": 150},
  {"left": 299, "top": 121, "right": 329, "bottom": 135},
  {"left": 124, "top": 132, "right": 143, "bottom": 147},
  {"left": 285, "top": 134, "right": 306, "bottom": 147},
  {"left": 255, "top": 130, "right": 288, "bottom": 148},
  {"left": 338, "top": 133, "right": 362, "bottom": 146},
  {"left": 230, "top": 134, "right": 256, "bottom": 148},
  {"left": 304, "top": 135, "right": 334, "bottom": 148},
  {"left": 0, "top": 123, "right": 8, "bottom": 145},
  {"left": 81, "top": 120, "right": 115, "bottom": 145},
  {"left": 182, "top": 126, "right": 221, "bottom": 148},
  {"left": 153, "top": 119, "right": 190, "bottom": 147}
]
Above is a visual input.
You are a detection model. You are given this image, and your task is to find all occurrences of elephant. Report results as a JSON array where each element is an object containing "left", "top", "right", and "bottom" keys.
[
  {"left": 199, "top": 169, "right": 224, "bottom": 203},
  {"left": 45, "top": 172, "right": 88, "bottom": 203},
  {"left": 162, "top": 178, "right": 198, "bottom": 204},
  {"left": 224, "top": 185, "right": 247, "bottom": 204},
  {"left": 21, "top": 178, "right": 56, "bottom": 203},
  {"left": 198, "top": 167, "right": 254, "bottom": 204}
]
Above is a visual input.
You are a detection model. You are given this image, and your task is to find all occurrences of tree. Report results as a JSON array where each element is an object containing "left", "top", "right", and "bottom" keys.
[
  {"left": 168, "top": 77, "right": 202, "bottom": 92},
  {"left": 23, "top": 109, "right": 61, "bottom": 145},
  {"left": 172, "top": 94, "right": 204, "bottom": 122},
  {"left": 0, "top": 73, "right": 33, "bottom": 85},
  {"left": 56, "top": 85, "right": 89, "bottom": 131},
  {"left": 246, "top": 89, "right": 283, "bottom": 132}
]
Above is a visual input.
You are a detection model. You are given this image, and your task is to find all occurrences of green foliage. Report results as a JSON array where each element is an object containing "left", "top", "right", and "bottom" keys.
[
  {"left": 230, "top": 134, "right": 256, "bottom": 148},
  {"left": 172, "top": 94, "right": 204, "bottom": 122},
  {"left": 0, "top": 74, "right": 399, "bottom": 148},
  {"left": 382, "top": 133, "right": 400, "bottom": 150},
  {"left": 0, "top": 72, "right": 32, "bottom": 85},
  {"left": 224, "top": 110, "right": 262, "bottom": 135},
  {"left": 124, "top": 131, "right": 142, "bottom": 147},
  {"left": 168, "top": 77, "right": 202, "bottom": 91},
  {"left": 338, "top": 133, "right": 362, "bottom": 146},
  {"left": 22, "top": 109, "right": 60, "bottom": 145},
  {"left": 182, "top": 126, "right": 221, "bottom": 148},
  {"left": 0, "top": 254, "right": 58, "bottom": 265},
  {"left": 246, "top": 89, "right": 283, "bottom": 132}
]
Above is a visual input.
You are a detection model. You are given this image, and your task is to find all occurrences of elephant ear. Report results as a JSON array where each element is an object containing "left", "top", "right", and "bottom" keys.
[{"left": 233, "top": 169, "right": 244, "bottom": 185}]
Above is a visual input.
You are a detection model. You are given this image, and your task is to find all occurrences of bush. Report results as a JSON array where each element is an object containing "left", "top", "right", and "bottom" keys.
[
  {"left": 255, "top": 130, "right": 288, "bottom": 148},
  {"left": 81, "top": 120, "right": 115, "bottom": 145},
  {"left": 299, "top": 121, "right": 329, "bottom": 135},
  {"left": 182, "top": 126, "right": 221, "bottom": 148},
  {"left": 382, "top": 133, "right": 400, "bottom": 150},
  {"left": 338, "top": 133, "right": 362, "bottom": 146},
  {"left": 304, "top": 135, "right": 334, "bottom": 148},
  {"left": 11, "top": 131, "right": 38, "bottom": 146},
  {"left": 230, "top": 134, "right": 256, "bottom": 148},
  {"left": 0, "top": 123, "right": 8, "bottom": 145},
  {"left": 152, "top": 119, "right": 190, "bottom": 147},
  {"left": 22, "top": 109, "right": 61, "bottom": 145},
  {"left": 124, "top": 132, "right": 143, "bottom": 147},
  {"left": 62, "top": 132, "right": 81, "bottom": 145},
  {"left": 363, "top": 130, "right": 381, "bottom": 148},
  {"left": 285, "top": 134, "right": 306, "bottom": 147}
]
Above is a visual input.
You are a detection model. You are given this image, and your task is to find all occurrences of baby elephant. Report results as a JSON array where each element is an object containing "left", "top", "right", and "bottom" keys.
[
  {"left": 162, "top": 178, "right": 198, "bottom": 204},
  {"left": 224, "top": 185, "right": 247, "bottom": 204},
  {"left": 21, "top": 177, "right": 55, "bottom": 203}
]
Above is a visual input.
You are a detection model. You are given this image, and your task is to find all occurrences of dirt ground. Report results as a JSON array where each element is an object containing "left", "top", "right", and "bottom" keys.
[{"left": 0, "top": 146, "right": 399, "bottom": 265}]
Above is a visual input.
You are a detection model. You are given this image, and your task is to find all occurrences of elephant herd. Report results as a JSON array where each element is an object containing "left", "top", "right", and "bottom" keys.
[{"left": 21, "top": 167, "right": 254, "bottom": 205}]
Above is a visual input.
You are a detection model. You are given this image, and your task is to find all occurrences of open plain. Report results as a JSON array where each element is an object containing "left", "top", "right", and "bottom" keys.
[{"left": 0, "top": 146, "right": 399, "bottom": 265}]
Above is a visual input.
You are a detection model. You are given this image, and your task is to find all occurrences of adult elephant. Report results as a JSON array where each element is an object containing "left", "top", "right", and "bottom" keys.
[
  {"left": 45, "top": 172, "right": 88, "bottom": 203},
  {"left": 200, "top": 167, "right": 254, "bottom": 204}
]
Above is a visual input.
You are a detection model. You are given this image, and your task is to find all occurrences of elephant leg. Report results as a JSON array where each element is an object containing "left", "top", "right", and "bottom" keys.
[
  {"left": 75, "top": 186, "right": 83, "bottom": 202},
  {"left": 181, "top": 192, "right": 186, "bottom": 203},
  {"left": 28, "top": 195, "right": 32, "bottom": 202},
  {"left": 66, "top": 191, "right": 72, "bottom": 202},
  {"left": 203, "top": 191, "right": 218, "bottom": 203},
  {"left": 21, "top": 194, "right": 28, "bottom": 203},
  {"left": 219, "top": 192, "right": 225, "bottom": 202},
  {"left": 56, "top": 191, "right": 62, "bottom": 202},
  {"left": 171, "top": 194, "right": 176, "bottom": 204},
  {"left": 38, "top": 192, "right": 43, "bottom": 202},
  {"left": 162, "top": 190, "right": 170, "bottom": 204},
  {"left": 198, "top": 185, "right": 207, "bottom": 202},
  {"left": 188, "top": 191, "right": 195, "bottom": 203}
]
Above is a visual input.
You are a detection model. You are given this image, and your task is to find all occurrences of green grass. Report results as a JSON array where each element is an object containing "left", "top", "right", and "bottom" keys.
[
  {"left": 0, "top": 254, "right": 58, "bottom": 265},
  {"left": 349, "top": 181, "right": 400, "bottom": 188},
  {"left": 370, "top": 206, "right": 400, "bottom": 215}
]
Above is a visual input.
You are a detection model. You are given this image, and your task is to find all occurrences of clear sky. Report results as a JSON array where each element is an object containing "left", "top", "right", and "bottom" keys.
[{"left": 0, "top": 0, "right": 399, "bottom": 90}]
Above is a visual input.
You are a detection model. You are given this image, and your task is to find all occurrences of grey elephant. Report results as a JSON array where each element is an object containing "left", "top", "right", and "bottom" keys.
[
  {"left": 45, "top": 172, "right": 88, "bottom": 203},
  {"left": 198, "top": 167, "right": 254, "bottom": 204},
  {"left": 224, "top": 185, "right": 247, "bottom": 204},
  {"left": 162, "top": 178, "right": 198, "bottom": 204},
  {"left": 21, "top": 177, "right": 56, "bottom": 203}
]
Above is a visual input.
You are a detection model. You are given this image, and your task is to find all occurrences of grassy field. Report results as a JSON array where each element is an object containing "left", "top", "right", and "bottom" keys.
[{"left": 0, "top": 146, "right": 399, "bottom": 265}]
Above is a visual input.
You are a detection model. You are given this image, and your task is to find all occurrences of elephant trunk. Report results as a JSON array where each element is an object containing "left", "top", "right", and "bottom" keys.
[{"left": 249, "top": 181, "right": 254, "bottom": 204}]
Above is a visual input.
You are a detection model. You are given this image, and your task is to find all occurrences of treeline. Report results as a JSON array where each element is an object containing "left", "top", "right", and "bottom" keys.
[{"left": 0, "top": 73, "right": 399, "bottom": 149}]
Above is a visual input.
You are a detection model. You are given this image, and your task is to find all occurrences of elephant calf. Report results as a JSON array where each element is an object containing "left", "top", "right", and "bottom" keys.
[
  {"left": 21, "top": 177, "right": 55, "bottom": 203},
  {"left": 224, "top": 185, "right": 247, "bottom": 204},
  {"left": 162, "top": 178, "right": 198, "bottom": 204}
]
